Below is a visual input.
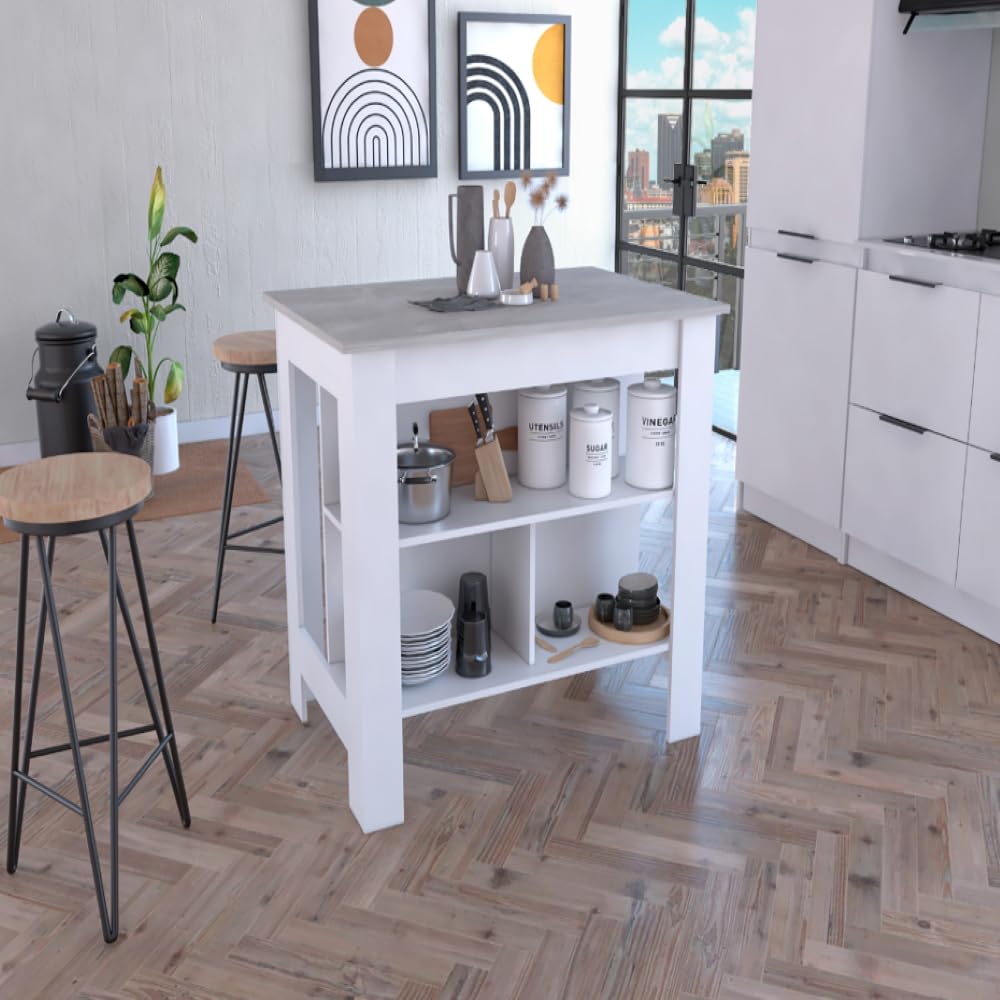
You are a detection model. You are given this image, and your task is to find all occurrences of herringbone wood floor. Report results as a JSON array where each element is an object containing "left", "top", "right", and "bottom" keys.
[{"left": 1, "top": 435, "right": 999, "bottom": 999}]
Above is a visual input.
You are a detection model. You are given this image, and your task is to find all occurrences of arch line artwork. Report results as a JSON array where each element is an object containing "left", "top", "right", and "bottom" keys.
[{"left": 465, "top": 54, "right": 532, "bottom": 173}]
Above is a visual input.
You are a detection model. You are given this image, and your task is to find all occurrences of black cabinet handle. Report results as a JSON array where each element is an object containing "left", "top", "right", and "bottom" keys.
[
  {"left": 991, "top": 453, "right": 1000, "bottom": 463},
  {"left": 777, "top": 252, "right": 816, "bottom": 265},
  {"left": 889, "top": 274, "right": 940, "bottom": 290},
  {"left": 777, "top": 229, "right": 816, "bottom": 240},
  {"left": 879, "top": 414, "right": 926, "bottom": 435}
]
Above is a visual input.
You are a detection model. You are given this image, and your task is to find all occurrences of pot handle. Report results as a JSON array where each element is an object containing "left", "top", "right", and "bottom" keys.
[
  {"left": 447, "top": 194, "right": 460, "bottom": 265},
  {"left": 26, "top": 344, "right": 97, "bottom": 403},
  {"left": 398, "top": 473, "right": 438, "bottom": 486}
]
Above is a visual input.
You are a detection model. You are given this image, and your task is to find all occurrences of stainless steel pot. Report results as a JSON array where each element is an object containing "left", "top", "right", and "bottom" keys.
[{"left": 397, "top": 439, "right": 455, "bottom": 524}]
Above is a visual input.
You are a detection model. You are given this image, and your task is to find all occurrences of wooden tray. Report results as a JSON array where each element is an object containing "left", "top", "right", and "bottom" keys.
[{"left": 588, "top": 605, "right": 670, "bottom": 645}]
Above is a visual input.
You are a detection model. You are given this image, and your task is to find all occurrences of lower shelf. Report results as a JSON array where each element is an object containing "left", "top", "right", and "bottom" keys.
[{"left": 400, "top": 616, "right": 671, "bottom": 719}]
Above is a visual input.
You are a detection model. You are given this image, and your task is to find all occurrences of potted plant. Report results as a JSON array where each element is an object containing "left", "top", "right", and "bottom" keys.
[{"left": 110, "top": 166, "right": 197, "bottom": 475}]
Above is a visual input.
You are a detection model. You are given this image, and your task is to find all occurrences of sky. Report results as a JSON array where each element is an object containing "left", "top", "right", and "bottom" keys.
[{"left": 624, "top": 1, "right": 756, "bottom": 162}]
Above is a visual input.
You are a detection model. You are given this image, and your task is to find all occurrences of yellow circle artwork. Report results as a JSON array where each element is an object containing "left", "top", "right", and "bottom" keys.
[{"left": 532, "top": 25, "right": 564, "bottom": 105}]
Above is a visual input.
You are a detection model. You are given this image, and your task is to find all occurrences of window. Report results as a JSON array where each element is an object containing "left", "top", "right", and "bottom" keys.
[{"left": 617, "top": 0, "right": 756, "bottom": 436}]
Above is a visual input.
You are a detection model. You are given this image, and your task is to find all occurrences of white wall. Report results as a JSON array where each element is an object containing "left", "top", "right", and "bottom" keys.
[
  {"left": 0, "top": 1, "right": 619, "bottom": 448},
  {"left": 980, "top": 30, "right": 1000, "bottom": 227}
]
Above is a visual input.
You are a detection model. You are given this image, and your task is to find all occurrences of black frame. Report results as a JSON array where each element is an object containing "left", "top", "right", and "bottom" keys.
[
  {"left": 308, "top": 0, "right": 438, "bottom": 182},
  {"left": 458, "top": 13, "right": 572, "bottom": 181}
]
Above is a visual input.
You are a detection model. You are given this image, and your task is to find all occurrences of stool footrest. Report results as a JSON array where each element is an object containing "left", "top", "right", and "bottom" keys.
[
  {"left": 118, "top": 734, "right": 173, "bottom": 807},
  {"left": 30, "top": 723, "right": 158, "bottom": 760},
  {"left": 13, "top": 771, "right": 83, "bottom": 818},
  {"left": 225, "top": 544, "right": 285, "bottom": 555},
  {"left": 226, "top": 515, "right": 283, "bottom": 542}
]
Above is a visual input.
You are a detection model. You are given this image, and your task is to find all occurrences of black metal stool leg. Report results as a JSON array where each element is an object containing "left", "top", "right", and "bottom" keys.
[
  {"left": 126, "top": 520, "right": 190, "bottom": 827},
  {"left": 258, "top": 372, "right": 282, "bottom": 482},
  {"left": 35, "top": 535, "right": 117, "bottom": 942},
  {"left": 9, "top": 538, "right": 55, "bottom": 871},
  {"left": 6, "top": 535, "right": 29, "bottom": 874},
  {"left": 107, "top": 523, "right": 120, "bottom": 943},
  {"left": 211, "top": 372, "right": 249, "bottom": 624}
]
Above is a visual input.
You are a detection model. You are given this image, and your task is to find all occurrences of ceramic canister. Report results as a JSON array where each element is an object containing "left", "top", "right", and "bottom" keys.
[
  {"left": 518, "top": 385, "right": 568, "bottom": 489},
  {"left": 569, "top": 403, "right": 613, "bottom": 499},
  {"left": 625, "top": 378, "right": 677, "bottom": 490},
  {"left": 572, "top": 378, "right": 621, "bottom": 478}
]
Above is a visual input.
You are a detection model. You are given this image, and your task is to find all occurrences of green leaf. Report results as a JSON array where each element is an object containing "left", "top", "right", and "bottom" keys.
[
  {"left": 148, "top": 252, "right": 180, "bottom": 302},
  {"left": 113, "top": 272, "right": 150, "bottom": 298},
  {"left": 160, "top": 225, "right": 198, "bottom": 246},
  {"left": 151, "top": 302, "right": 186, "bottom": 322},
  {"left": 112, "top": 282, "right": 126, "bottom": 305},
  {"left": 129, "top": 313, "right": 149, "bottom": 335},
  {"left": 163, "top": 360, "right": 184, "bottom": 404},
  {"left": 108, "top": 344, "right": 134, "bottom": 378},
  {"left": 148, "top": 166, "right": 166, "bottom": 241},
  {"left": 118, "top": 307, "right": 141, "bottom": 324}
]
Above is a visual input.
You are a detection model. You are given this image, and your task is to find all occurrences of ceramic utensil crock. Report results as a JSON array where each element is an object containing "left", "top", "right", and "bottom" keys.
[
  {"left": 625, "top": 378, "right": 677, "bottom": 490},
  {"left": 518, "top": 385, "right": 568, "bottom": 489}
]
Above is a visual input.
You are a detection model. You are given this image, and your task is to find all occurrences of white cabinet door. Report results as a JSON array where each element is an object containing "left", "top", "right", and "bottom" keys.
[
  {"left": 737, "top": 247, "right": 856, "bottom": 528},
  {"left": 851, "top": 270, "right": 979, "bottom": 442},
  {"left": 970, "top": 295, "right": 1000, "bottom": 455},
  {"left": 957, "top": 447, "right": 1000, "bottom": 608},
  {"left": 748, "top": 0, "right": 871, "bottom": 242},
  {"left": 843, "top": 405, "right": 965, "bottom": 585}
]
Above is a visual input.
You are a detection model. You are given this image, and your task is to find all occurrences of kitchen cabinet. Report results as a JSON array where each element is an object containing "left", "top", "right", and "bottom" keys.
[
  {"left": 957, "top": 447, "right": 1000, "bottom": 609},
  {"left": 970, "top": 294, "right": 1000, "bottom": 454},
  {"left": 737, "top": 247, "right": 856, "bottom": 538},
  {"left": 749, "top": 0, "right": 990, "bottom": 244},
  {"left": 265, "top": 268, "right": 726, "bottom": 833},
  {"left": 843, "top": 405, "right": 965, "bottom": 586},
  {"left": 851, "top": 270, "right": 978, "bottom": 442}
]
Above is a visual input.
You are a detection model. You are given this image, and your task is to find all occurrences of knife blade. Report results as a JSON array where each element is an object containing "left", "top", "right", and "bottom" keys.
[
  {"left": 475, "top": 393, "right": 495, "bottom": 442},
  {"left": 468, "top": 401, "right": 484, "bottom": 446}
]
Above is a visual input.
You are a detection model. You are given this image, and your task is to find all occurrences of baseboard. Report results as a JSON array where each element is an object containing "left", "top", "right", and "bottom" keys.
[
  {"left": 0, "top": 408, "right": 280, "bottom": 467},
  {"left": 740, "top": 484, "right": 847, "bottom": 561},
  {"left": 848, "top": 538, "right": 1000, "bottom": 645}
]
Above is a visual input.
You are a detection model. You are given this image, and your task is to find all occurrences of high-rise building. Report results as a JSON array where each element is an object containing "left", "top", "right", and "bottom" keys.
[
  {"left": 694, "top": 150, "right": 713, "bottom": 181},
  {"left": 626, "top": 148, "right": 650, "bottom": 196},
  {"left": 711, "top": 128, "right": 744, "bottom": 177},
  {"left": 656, "top": 113, "right": 685, "bottom": 192},
  {"left": 703, "top": 177, "right": 735, "bottom": 206},
  {"left": 724, "top": 151, "right": 750, "bottom": 203}
]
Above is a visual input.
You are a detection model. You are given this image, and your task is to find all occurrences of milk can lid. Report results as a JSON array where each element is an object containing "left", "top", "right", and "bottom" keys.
[{"left": 35, "top": 309, "right": 96, "bottom": 345}]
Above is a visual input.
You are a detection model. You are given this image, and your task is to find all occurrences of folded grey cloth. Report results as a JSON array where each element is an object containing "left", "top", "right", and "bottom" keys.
[
  {"left": 103, "top": 423, "right": 149, "bottom": 457},
  {"left": 411, "top": 294, "right": 500, "bottom": 313}
]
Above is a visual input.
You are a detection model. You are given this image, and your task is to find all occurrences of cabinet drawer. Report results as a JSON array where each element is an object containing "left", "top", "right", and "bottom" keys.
[
  {"left": 843, "top": 405, "right": 965, "bottom": 584},
  {"left": 957, "top": 447, "right": 1000, "bottom": 608},
  {"left": 851, "top": 270, "right": 978, "bottom": 441},
  {"left": 970, "top": 295, "right": 1000, "bottom": 454}
]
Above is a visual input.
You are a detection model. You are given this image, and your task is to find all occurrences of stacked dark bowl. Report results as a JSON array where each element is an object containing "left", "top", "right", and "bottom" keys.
[{"left": 617, "top": 572, "right": 661, "bottom": 627}]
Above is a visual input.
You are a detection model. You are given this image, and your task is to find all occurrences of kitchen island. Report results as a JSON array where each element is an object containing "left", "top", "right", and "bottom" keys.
[{"left": 265, "top": 266, "right": 727, "bottom": 833}]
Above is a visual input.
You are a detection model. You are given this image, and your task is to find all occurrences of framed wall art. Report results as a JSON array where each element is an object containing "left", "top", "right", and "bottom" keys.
[
  {"left": 457, "top": 13, "right": 571, "bottom": 181},
  {"left": 308, "top": 0, "right": 437, "bottom": 181}
]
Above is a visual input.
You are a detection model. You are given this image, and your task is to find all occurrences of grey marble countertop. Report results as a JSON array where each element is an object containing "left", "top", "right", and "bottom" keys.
[{"left": 264, "top": 266, "right": 728, "bottom": 355}]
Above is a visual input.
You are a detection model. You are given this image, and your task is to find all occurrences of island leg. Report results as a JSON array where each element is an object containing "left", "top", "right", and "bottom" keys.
[
  {"left": 339, "top": 353, "right": 405, "bottom": 832},
  {"left": 666, "top": 315, "right": 716, "bottom": 742}
]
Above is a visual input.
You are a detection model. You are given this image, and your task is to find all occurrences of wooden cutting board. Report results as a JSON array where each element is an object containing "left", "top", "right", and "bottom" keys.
[{"left": 429, "top": 407, "right": 517, "bottom": 487}]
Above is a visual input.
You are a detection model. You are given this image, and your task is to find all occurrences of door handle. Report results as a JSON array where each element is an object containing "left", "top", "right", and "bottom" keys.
[
  {"left": 777, "top": 252, "right": 816, "bottom": 265},
  {"left": 879, "top": 413, "right": 926, "bottom": 435},
  {"left": 777, "top": 229, "right": 817, "bottom": 240},
  {"left": 888, "top": 274, "right": 940, "bottom": 290}
]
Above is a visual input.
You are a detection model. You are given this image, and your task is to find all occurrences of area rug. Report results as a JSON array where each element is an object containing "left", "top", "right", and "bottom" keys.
[{"left": 0, "top": 439, "right": 270, "bottom": 544}]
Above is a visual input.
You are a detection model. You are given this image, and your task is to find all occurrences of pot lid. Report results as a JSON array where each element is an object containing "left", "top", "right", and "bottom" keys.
[
  {"left": 520, "top": 384, "right": 567, "bottom": 399},
  {"left": 397, "top": 441, "right": 456, "bottom": 470},
  {"left": 35, "top": 308, "right": 96, "bottom": 344},
  {"left": 571, "top": 403, "right": 612, "bottom": 422},
  {"left": 576, "top": 378, "right": 620, "bottom": 393},
  {"left": 628, "top": 377, "right": 677, "bottom": 400}
]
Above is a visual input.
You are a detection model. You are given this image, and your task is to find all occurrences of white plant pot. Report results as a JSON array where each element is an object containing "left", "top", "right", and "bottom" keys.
[{"left": 152, "top": 406, "right": 180, "bottom": 475}]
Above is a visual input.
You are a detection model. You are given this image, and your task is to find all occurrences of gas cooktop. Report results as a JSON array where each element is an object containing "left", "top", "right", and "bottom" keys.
[{"left": 884, "top": 229, "right": 1000, "bottom": 258}]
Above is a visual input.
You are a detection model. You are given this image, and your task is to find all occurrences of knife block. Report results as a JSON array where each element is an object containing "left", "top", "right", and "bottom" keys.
[{"left": 473, "top": 438, "right": 512, "bottom": 502}]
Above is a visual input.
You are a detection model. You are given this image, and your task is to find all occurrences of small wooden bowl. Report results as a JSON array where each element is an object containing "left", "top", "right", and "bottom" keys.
[{"left": 588, "top": 604, "right": 670, "bottom": 645}]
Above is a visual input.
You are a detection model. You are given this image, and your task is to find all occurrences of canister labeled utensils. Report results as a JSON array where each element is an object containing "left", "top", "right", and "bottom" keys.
[
  {"left": 569, "top": 403, "right": 613, "bottom": 499},
  {"left": 572, "top": 378, "right": 621, "bottom": 478},
  {"left": 518, "top": 385, "right": 567, "bottom": 489},
  {"left": 625, "top": 378, "right": 677, "bottom": 491}
]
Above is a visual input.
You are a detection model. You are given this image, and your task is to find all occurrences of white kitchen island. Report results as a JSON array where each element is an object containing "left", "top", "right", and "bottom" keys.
[{"left": 264, "top": 266, "right": 727, "bottom": 833}]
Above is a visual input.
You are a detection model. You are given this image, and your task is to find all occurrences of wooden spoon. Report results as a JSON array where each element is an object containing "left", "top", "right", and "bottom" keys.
[
  {"left": 492, "top": 188, "right": 501, "bottom": 219},
  {"left": 535, "top": 635, "right": 557, "bottom": 654},
  {"left": 547, "top": 636, "right": 599, "bottom": 665},
  {"left": 503, "top": 180, "right": 516, "bottom": 218}
]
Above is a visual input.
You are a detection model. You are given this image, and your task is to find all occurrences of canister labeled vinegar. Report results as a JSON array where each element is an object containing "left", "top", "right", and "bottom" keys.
[{"left": 625, "top": 378, "right": 677, "bottom": 490}]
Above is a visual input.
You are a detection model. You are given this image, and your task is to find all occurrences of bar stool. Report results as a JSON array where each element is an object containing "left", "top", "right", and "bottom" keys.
[
  {"left": 0, "top": 453, "right": 190, "bottom": 943},
  {"left": 211, "top": 330, "right": 283, "bottom": 624}
]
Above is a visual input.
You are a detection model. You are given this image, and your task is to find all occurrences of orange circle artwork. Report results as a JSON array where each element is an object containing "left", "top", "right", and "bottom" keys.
[
  {"left": 354, "top": 8, "right": 393, "bottom": 67},
  {"left": 533, "top": 25, "right": 564, "bottom": 105}
]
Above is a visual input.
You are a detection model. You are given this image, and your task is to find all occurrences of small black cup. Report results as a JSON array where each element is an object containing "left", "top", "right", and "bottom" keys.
[
  {"left": 595, "top": 593, "right": 615, "bottom": 623},
  {"left": 614, "top": 599, "right": 633, "bottom": 632},
  {"left": 553, "top": 600, "right": 574, "bottom": 631},
  {"left": 457, "top": 612, "right": 491, "bottom": 678}
]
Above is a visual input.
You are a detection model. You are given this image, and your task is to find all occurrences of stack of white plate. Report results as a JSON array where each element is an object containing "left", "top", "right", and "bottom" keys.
[{"left": 400, "top": 590, "right": 455, "bottom": 686}]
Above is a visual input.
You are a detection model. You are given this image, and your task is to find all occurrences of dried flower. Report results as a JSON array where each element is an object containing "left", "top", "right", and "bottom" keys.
[
  {"left": 529, "top": 188, "right": 546, "bottom": 208},
  {"left": 520, "top": 170, "right": 532, "bottom": 189},
  {"left": 546, "top": 172, "right": 558, "bottom": 187},
  {"left": 556, "top": 194, "right": 569, "bottom": 211}
]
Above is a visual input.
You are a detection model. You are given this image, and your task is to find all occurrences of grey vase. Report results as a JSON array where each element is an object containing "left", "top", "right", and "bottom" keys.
[{"left": 519, "top": 225, "right": 555, "bottom": 298}]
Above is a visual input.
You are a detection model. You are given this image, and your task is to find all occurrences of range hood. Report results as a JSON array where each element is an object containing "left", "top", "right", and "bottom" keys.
[{"left": 899, "top": 0, "right": 1000, "bottom": 33}]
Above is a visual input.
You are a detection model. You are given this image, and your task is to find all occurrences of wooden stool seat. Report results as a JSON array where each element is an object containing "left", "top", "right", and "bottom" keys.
[
  {"left": 212, "top": 330, "right": 277, "bottom": 370},
  {"left": 0, "top": 453, "right": 151, "bottom": 529}
]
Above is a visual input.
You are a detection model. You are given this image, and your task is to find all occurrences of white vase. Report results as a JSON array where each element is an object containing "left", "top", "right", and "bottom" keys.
[
  {"left": 487, "top": 217, "right": 515, "bottom": 291},
  {"left": 153, "top": 405, "right": 180, "bottom": 475},
  {"left": 466, "top": 250, "right": 501, "bottom": 298}
]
